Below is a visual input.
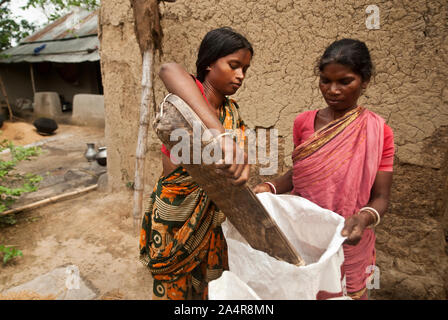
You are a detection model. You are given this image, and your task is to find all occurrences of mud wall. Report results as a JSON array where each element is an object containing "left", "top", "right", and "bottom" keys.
[{"left": 99, "top": 0, "right": 448, "bottom": 299}]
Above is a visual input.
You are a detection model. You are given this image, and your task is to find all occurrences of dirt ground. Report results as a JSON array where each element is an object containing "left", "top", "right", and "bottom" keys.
[
  {"left": 0, "top": 121, "right": 45, "bottom": 146},
  {"left": 0, "top": 121, "right": 154, "bottom": 300},
  {"left": 0, "top": 189, "right": 153, "bottom": 300}
]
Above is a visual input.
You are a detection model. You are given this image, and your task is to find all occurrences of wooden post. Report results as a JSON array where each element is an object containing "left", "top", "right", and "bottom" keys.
[
  {"left": 29, "top": 63, "right": 36, "bottom": 94},
  {"left": 130, "top": 0, "right": 164, "bottom": 234},
  {"left": 133, "top": 49, "right": 153, "bottom": 233},
  {"left": 0, "top": 74, "right": 13, "bottom": 121}
]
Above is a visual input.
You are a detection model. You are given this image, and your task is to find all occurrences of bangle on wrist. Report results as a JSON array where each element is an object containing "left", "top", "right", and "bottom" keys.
[
  {"left": 358, "top": 207, "right": 380, "bottom": 228},
  {"left": 264, "top": 182, "right": 277, "bottom": 194}
]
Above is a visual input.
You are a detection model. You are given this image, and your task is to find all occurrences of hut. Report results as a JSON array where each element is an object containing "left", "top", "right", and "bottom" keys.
[{"left": 0, "top": 9, "right": 103, "bottom": 126}]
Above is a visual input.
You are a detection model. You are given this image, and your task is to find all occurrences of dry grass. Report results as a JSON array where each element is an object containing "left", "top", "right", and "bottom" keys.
[{"left": 0, "top": 121, "right": 46, "bottom": 146}]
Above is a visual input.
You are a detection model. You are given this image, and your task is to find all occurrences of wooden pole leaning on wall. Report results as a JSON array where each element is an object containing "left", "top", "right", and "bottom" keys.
[
  {"left": 132, "top": 49, "right": 153, "bottom": 234},
  {"left": 29, "top": 63, "right": 36, "bottom": 94},
  {"left": 130, "top": 0, "right": 163, "bottom": 234},
  {"left": 0, "top": 74, "right": 13, "bottom": 121}
]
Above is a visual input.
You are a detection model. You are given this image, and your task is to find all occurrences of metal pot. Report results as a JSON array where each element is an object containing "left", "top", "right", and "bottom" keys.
[
  {"left": 96, "top": 147, "right": 107, "bottom": 166},
  {"left": 84, "top": 143, "right": 97, "bottom": 162}
]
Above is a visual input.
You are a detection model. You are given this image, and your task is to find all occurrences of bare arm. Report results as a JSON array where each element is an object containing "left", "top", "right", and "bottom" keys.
[
  {"left": 253, "top": 145, "right": 296, "bottom": 194},
  {"left": 272, "top": 169, "right": 294, "bottom": 194},
  {"left": 253, "top": 168, "right": 294, "bottom": 194},
  {"left": 159, "top": 63, "right": 226, "bottom": 134},
  {"left": 342, "top": 171, "right": 393, "bottom": 245}
]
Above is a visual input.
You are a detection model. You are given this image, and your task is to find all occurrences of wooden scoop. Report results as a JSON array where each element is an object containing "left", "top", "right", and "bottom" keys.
[{"left": 153, "top": 93, "right": 305, "bottom": 266}]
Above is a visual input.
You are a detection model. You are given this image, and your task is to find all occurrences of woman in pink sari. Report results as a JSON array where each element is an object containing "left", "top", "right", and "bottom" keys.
[{"left": 254, "top": 39, "right": 394, "bottom": 300}]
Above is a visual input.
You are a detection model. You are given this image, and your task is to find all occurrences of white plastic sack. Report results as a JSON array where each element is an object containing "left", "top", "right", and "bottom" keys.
[{"left": 209, "top": 193, "right": 348, "bottom": 300}]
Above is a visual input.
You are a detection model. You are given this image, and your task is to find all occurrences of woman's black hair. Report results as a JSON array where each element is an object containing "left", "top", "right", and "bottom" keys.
[
  {"left": 317, "top": 39, "right": 373, "bottom": 82},
  {"left": 196, "top": 27, "right": 253, "bottom": 82}
]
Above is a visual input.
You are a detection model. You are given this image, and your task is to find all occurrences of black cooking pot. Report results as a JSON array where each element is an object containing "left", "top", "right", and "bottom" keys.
[
  {"left": 0, "top": 114, "right": 4, "bottom": 129},
  {"left": 33, "top": 117, "right": 58, "bottom": 135},
  {"left": 96, "top": 147, "right": 107, "bottom": 166}
]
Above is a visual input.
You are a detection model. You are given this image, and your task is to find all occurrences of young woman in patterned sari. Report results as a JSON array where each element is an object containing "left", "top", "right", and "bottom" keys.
[
  {"left": 254, "top": 39, "right": 394, "bottom": 300},
  {"left": 139, "top": 27, "right": 253, "bottom": 300}
]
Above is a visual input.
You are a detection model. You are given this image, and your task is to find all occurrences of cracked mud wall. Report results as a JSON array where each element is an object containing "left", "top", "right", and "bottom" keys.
[{"left": 100, "top": 0, "right": 448, "bottom": 299}]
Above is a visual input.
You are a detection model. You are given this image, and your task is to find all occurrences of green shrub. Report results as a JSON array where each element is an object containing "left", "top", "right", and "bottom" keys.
[
  {"left": 0, "top": 138, "right": 42, "bottom": 265},
  {"left": 0, "top": 245, "right": 22, "bottom": 265},
  {"left": 0, "top": 139, "right": 42, "bottom": 213}
]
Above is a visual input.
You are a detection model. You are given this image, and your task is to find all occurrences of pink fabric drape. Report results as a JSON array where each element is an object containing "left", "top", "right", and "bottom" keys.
[{"left": 292, "top": 109, "right": 384, "bottom": 293}]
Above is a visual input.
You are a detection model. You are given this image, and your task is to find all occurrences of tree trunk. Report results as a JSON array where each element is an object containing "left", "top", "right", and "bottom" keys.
[{"left": 133, "top": 49, "right": 153, "bottom": 234}]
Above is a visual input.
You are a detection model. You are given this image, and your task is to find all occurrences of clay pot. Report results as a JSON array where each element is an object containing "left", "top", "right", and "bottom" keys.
[
  {"left": 33, "top": 117, "right": 58, "bottom": 135},
  {"left": 96, "top": 147, "right": 107, "bottom": 166}
]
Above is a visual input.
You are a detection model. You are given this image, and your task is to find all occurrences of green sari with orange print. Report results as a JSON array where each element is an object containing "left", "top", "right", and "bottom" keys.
[{"left": 139, "top": 97, "right": 246, "bottom": 300}]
